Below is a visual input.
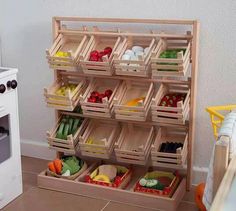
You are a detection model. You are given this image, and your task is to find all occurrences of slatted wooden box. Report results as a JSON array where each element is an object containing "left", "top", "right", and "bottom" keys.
[
  {"left": 84, "top": 162, "right": 132, "bottom": 189},
  {"left": 80, "top": 35, "right": 123, "bottom": 75},
  {"left": 151, "top": 127, "right": 188, "bottom": 169},
  {"left": 44, "top": 75, "right": 88, "bottom": 111},
  {"left": 78, "top": 119, "right": 120, "bottom": 159},
  {"left": 46, "top": 33, "right": 89, "bottom": 71},
  {"left": 47, "top": 115, "right": 89, "bottom": 154},
  {"left": 151, "top": 83, "right": 190, "bottom": 124},
  {"left": 151, "top": 37, "right": 191, "bottom": 77},
  {"left": 113, "top": 37, "right": 156, "bottom": 77},
  {"left": 113, "top": 81, "right": 154, "bottom": 121},
  {"left": 114, "top": 124, "right": 154, "bottom": 165},
  {"left": 80, "top": 79, "right": 121, "bottom": 118}
]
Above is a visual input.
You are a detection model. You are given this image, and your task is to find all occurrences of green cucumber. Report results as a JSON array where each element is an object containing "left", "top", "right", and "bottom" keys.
[
  {"left": 56, "top": 122, "right": 65, "bottom": 139},
  {"left": 63, "top": 123, "right": 70, "bottom": 139},
  {"left": 139, "top": 178, "right": 147, "bottom": 187},
  {"left": 68, "top": 118, "right": 74, "bottom": 134},
  {"left": 71, "top": 118, "right": 80, "bottom": 135}
]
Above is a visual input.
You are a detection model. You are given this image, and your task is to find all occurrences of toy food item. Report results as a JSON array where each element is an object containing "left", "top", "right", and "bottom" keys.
[
  {"left": 87, "top": 89, "right": 113, "bottom": 103},
  {"left": 138, "top": 178, "right": 164, "bottom": 190},
  {"left": 98, "top": 165, "right": 117, "bottom": 181},
  {"left": 55, "top": 84, "right": 77, "bottom": 96},
  {"left": 195, "top": 183, "right": 206, "bottom": 211},
  {"left": 55, "top": 116, "right": 84, "bottom": 140},
  {"left": 47, "top": 156, "right": 84, "bottom": 177},
  {"left": 55, "top": 51, "right": 70, "bottom": 57},
  {"left": 159, "top": 93, "right": 186, "bottom": 108},
  {"left": 125, "top": 97, "right": 145, "bottom": 106},
  {"left": 159, "top": 142, "right": 183, "bottom": 153},
  {"left": 159, "top": 49, "right": 186, "bottom": 59},
  {"left": 53, "top": 159, "right": 62, "bottom": 174},
  {"left": 93, "top": 174, "right": 111, "bottom": 183},
  {"left": 89, "top": 47, "right": 112, "bottom": 62}
]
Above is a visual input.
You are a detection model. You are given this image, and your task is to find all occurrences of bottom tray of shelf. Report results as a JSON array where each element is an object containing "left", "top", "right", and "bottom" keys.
[{"left": 38, "top": 165, "right": 186, "bottom": 211}]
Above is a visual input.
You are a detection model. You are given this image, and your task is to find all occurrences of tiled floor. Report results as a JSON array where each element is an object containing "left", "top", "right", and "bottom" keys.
[{"left": 2, "top": 156, "right": 198, "bottom": 211}]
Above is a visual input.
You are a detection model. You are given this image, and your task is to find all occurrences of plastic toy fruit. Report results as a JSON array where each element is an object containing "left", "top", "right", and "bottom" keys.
[
  {"left": 55, "top": 51, "right": 70, "bottom": 57},
  {"left": 195, "top": 183, "right": 206, "bottom": 211},
  {"left": 89, "top": 47, "right": 112, "bottom": 62},
  {"left": 125, "top": 97, "right": 145, "bottom": 106},
  {"left": 87, "top": 89, "right": 113, "bottom": 103},
  {"left": 159, "top": 93, "right": 186, "bottom": 108},
  {"left": 93, "top": 174, "right": 111, "bottom": 183}
]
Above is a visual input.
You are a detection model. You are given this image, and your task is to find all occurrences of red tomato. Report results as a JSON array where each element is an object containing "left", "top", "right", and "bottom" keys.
[
  {"left": 91, "top": 91, "right": 99, "bottom": 98},
  {"left": 104, "top": 47, "right": 112, "bottom": 54},
  {"left": 105, "top": 89, "right": 113, "bottom": 98},
  {"left": 88, "top": 96, "right": 97, "bottom": 103},
  {"left": 90, "top": 50, "right": 99, "bottom": 57}
]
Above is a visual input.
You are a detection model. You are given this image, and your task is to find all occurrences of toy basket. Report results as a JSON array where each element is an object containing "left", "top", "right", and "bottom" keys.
[{"left": 206, "top": 105, "right": 236, "bottom": 139}]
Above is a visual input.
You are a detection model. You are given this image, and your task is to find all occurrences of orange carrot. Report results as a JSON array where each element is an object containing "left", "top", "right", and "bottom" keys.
[
  {"left": 53, "top": 159, "right": 62, "bottom": 174},
  {"left": 48, "top": 162, "right": 56, "bottom": 173}
]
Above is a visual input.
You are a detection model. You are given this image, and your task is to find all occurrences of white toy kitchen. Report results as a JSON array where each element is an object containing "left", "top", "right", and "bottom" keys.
[{"left": 0, "top": 67, "right": 22, "bottom": 209}]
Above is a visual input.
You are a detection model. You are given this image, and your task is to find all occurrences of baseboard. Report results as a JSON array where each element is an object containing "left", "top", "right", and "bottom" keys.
[
  {"left": 20, "top": 139, "right": 208, "bottom": 184},
  {"left": 20, "top": 139, "right": 56, "bottom": 160}
]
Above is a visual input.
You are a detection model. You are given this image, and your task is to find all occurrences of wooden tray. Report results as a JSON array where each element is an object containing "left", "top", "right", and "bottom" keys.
[
  {"left": 114, "top": 36, "right": 156, "bottom": 77},
  {"left": 133, "top": 170, "right": 181, "bottom": 198},
  {"left": 84, "top": 162, "right": 132, "bottom": 189},
  {"left": 151, "top": 83, "right": 190, "bottom": 124},
  {"left": 44, "top": 75, "right": 88, "bottom": 111},
  {"left": 47, "top": 115, "right": 89, "bottom": 154},
  {"left": 114, "top": 124, "right": 154, "bottom": 165},
  {"left": 46, "top": 161, "right": 87, "bottom": 180},
  {"left": 151, "top": 127, "right": 188, "bottom": 169},
  {"left": 80, "top": 35, "right": 123, "bottom": 75},
  {"left": 78, "top": 119, "right": 120, "bottom": 159},
  {"left": 38, "top": 166, "right": 186, "bottom": 211},
  {"left": 113, "top": 81, "right": 154, "bottom": 121},
  {"left": 151, "top": 35, "right": 191, "bottom": 77},
  {"left": 80, "top": 79, "right": 121, "bottom": 118},
  {"left": 46, "top": 33, "right": 89, "bottom": 71}
]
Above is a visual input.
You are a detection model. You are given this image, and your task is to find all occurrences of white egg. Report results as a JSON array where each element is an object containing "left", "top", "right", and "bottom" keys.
[
  {"left": 132, "top": 46, "right": 144, "bottom": 53},
  {"left": 130, "top": 55, "right": 138, "bottom": 61},
  {"left": 124, "top": 49, "right": 135, "bottom": 56},
  {"left": 135, "top": 51, "right": 144, "bottom": 60},
  {"left": 122, "top": 54, "right": 131, "bottom": 60}
]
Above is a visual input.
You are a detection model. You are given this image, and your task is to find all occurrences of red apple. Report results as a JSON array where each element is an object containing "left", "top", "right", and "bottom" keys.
[{"left": 90, "top": 50, "right": 99, "bottom": 57}]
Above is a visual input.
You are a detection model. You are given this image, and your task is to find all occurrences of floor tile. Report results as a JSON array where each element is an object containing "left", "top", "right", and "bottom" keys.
[
  {"left": 183, "top": 186, "right": 196, "bottom": 203},
  {"left": 22, "top": 172, "right": 37, "bottom": 192},
  {"left": 177, "top": 202, "right": 198, "bottom": 211},
  {"left": 2, "top": 187, "right": 108, "bottom": 211},
  {"left": 103, "top": 202, "right": 159, "bottom": 211},
  {"left": 21, "top": 156, "right": 49, "bottom": 174}
]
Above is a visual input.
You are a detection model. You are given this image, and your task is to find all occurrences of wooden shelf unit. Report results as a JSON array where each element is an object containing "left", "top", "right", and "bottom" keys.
[{"left": 38, "top": 17, "right": 199, "bottom": 211}]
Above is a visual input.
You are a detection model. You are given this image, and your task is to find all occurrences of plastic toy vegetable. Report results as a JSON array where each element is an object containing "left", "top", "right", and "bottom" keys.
[{"left": 53, "top": 159, "right": 62, "bottom": 174}]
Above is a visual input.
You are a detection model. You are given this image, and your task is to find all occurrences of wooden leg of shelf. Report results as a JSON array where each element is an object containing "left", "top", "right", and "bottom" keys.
[{"left": 187, "top": 21, "right": 200, "bottom": 191}]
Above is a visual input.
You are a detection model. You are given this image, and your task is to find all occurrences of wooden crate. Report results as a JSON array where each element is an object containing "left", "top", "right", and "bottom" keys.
[
  {"left": 113, "top": 81, "right": 154, "bottom": 121},
  {"left": 114, "top": 124, "right": 154, "bottom": 165},
  {"left": 84, "top": 162, "right": 132, "bottom": 189},
  {"left": 80, "top": 79, "right": 121, "bottom": 118},
  {"left": 80, "top": 35, "right": 123, "bottom": 75},
  {"left": 151, "top": 83, "right": 190, "bottom": 124},
  {"left": 151, "top": 127, "right": 188, "bottom": 169},
  {"left": 47, "top": 115, "right": 89, "bottom": 154},
  {"left": 78, "top": 119, "right": 120, "bottom": 159},
  {"left": 46, "top": 33, "right": 89, "bottom": 71},
  {"left": 151, "top": 37, "right": 191, "bottom": 77},
  {"left": 113, "top": 36, "right": 156, "bottom": 77},
  {"left": 44, "top": 75, "right": 88, "bottom": 111}
]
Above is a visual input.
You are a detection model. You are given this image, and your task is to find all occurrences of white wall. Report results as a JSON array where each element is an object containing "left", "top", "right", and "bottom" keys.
[{"left": 0, "top": 0, "right": 236, "bottom": 174}]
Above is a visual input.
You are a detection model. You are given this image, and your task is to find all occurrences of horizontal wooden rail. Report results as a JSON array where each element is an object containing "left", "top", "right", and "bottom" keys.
[{"left": 54, "top": 16, "right": 195, "bottom": 25}]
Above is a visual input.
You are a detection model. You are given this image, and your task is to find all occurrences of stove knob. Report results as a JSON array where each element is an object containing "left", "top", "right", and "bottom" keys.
[
  {"left": 0, "top": 84, "right": 6, "bottom": 93},
  {"left": 11, "top": 80, "right": 17, "bottom": 89},
  {"left": 7, "top": 80, "right": 12, "bottom": 88}
]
